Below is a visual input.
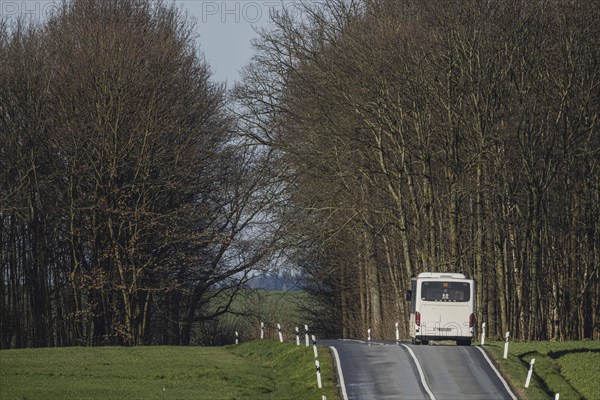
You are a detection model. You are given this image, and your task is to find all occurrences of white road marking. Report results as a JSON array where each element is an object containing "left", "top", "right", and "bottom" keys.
[
  {"left": 475, "top": 346, "right": 518, "bottom": 400},
  {"left": 329, "top": 346, "right": 349, "bottom": 400},
  {"left": 400, "top": 344, "right": 437, "bottom": 400}
]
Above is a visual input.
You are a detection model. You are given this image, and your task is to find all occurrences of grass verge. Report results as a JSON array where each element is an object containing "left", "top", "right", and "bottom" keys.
[
  {"left": 0, "top": 341, "right": 340, "bottom": 400},
  {"left": 482, "top": 340, "right": 600, "bottom": 399}
]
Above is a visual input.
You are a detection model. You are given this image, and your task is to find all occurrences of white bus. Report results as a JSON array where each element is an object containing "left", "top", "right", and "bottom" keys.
[{"left": 407, "top": 272, "right": 475, "bottom": 345}]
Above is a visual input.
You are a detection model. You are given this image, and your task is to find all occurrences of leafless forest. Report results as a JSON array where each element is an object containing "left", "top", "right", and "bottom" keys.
[
  {"left": 0, "top": 0, "right": 279, "bottom": 347},
  {"left": 1, "top": 0, "right": 598, "bottom": 348},
  {"left": 235, "top": 0, "right": 599, "bottom": 341}
]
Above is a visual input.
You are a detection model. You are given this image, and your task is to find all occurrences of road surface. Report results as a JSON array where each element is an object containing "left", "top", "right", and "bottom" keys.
[{"left": 323, "top": 340, "right": 517, "bottom": 400}]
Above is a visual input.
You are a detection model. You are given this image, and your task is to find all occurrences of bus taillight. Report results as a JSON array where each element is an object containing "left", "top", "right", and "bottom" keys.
[
  {"left": 469, "top": 313, "right": 475, "bottom": 328},
  {"left": 416, "top": 312, "right": 421, "bottom": 326}
]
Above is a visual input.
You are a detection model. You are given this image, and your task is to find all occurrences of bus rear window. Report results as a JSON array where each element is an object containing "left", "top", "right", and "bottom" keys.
[{"left": 421, "top": 281, "right": 470, "bottom": 302}]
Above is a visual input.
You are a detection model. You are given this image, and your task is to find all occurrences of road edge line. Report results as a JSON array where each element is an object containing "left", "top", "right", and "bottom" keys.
[
  {"left": 329, "top": 346, "right": 349, "bottom": 400},
  {"left": 474, "top": 346, "right": 518, "bottom": 400},
  {"left": 400, "top": 344, "right": 436, "bottom": 400}
]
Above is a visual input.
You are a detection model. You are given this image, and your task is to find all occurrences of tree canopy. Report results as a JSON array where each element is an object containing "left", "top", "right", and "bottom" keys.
[
  {"left": 1, "top": 0, "right": 276, "bottom": 347},
  {"left": 235, "top": 0, "right": 599, "bottom": 341}
]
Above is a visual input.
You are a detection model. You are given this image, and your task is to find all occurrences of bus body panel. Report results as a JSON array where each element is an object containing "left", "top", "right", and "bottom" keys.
[
  {"left": 420, "top": 302, "right": 472, "bottom": 339},
  {"left": 408, "top": 273, "right": 475, "bottom": 344}
]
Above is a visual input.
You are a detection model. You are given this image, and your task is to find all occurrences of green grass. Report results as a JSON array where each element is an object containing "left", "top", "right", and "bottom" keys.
[
  {"left": 0, "top": 341, "right": 340, "bottom": 400},
  {"left": 199, "top": 290, "right": 311, "bottom": 344},
  {"left": 228, "top": 340, "right": 339, "bottom": 399},
  {"left": 482, "top": 340, "right": 600, "bottom": 399}
]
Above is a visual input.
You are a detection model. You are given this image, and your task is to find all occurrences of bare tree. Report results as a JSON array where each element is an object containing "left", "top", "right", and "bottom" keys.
[
  {"left": 1, "top": 0, "right": 277, "bottom": 347},
  {"left": 235, "top": 0, "right": 600, "bottom": 340}
]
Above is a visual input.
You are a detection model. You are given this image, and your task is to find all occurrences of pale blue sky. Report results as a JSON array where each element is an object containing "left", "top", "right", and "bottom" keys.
[{"left": 177, "top": 0, "right": 279, "bottom": 85}]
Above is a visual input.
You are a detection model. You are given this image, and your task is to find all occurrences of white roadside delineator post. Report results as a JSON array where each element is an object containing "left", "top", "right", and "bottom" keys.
[
  {"left": 295, "top": 326, "right": 300, "bottom": 346},
  {"left": 315, "top": 360, "right": 322, "bottom": 389},
  {"left": 503, "top": 331, "right": 510, "bottom": 359},
  {"left": 555, "top": 394, "right": 560, "bottom": 400},
  {"left": 305, "top": 324, "right": 309, "bottom": 347},
  {"left": 260, "top": 322, "right": 264, "bottom": 340},
  {"left": 524, "top": 358, "right": 535, "bottom": 388},
  {"left": 368, "top": 328, "right": 371, "bottom": 345},
  {"left": 235, "top": 331, "right": 239, "bottom": 345},
  {"left": 481, "top": 322, "right": 486, "bottom": 346},
  {"left": 277, "top": 323, "right": 283, "bottom": 343},
  {"left": 312, "top": 335, "right": 318, "bottom": 358},
  {"left": 395, "top": 322, "right": 400, "bottom": 342}
]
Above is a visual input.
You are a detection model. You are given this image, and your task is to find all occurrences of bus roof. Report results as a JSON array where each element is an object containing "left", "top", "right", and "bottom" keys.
[{"left": 416, "top": 272, "right": 467, "bottom": 279}]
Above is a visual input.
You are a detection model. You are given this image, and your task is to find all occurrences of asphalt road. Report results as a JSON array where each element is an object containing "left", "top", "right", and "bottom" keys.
[{"left": 322, "top": 340, "right": 517, "bottom": 400}]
